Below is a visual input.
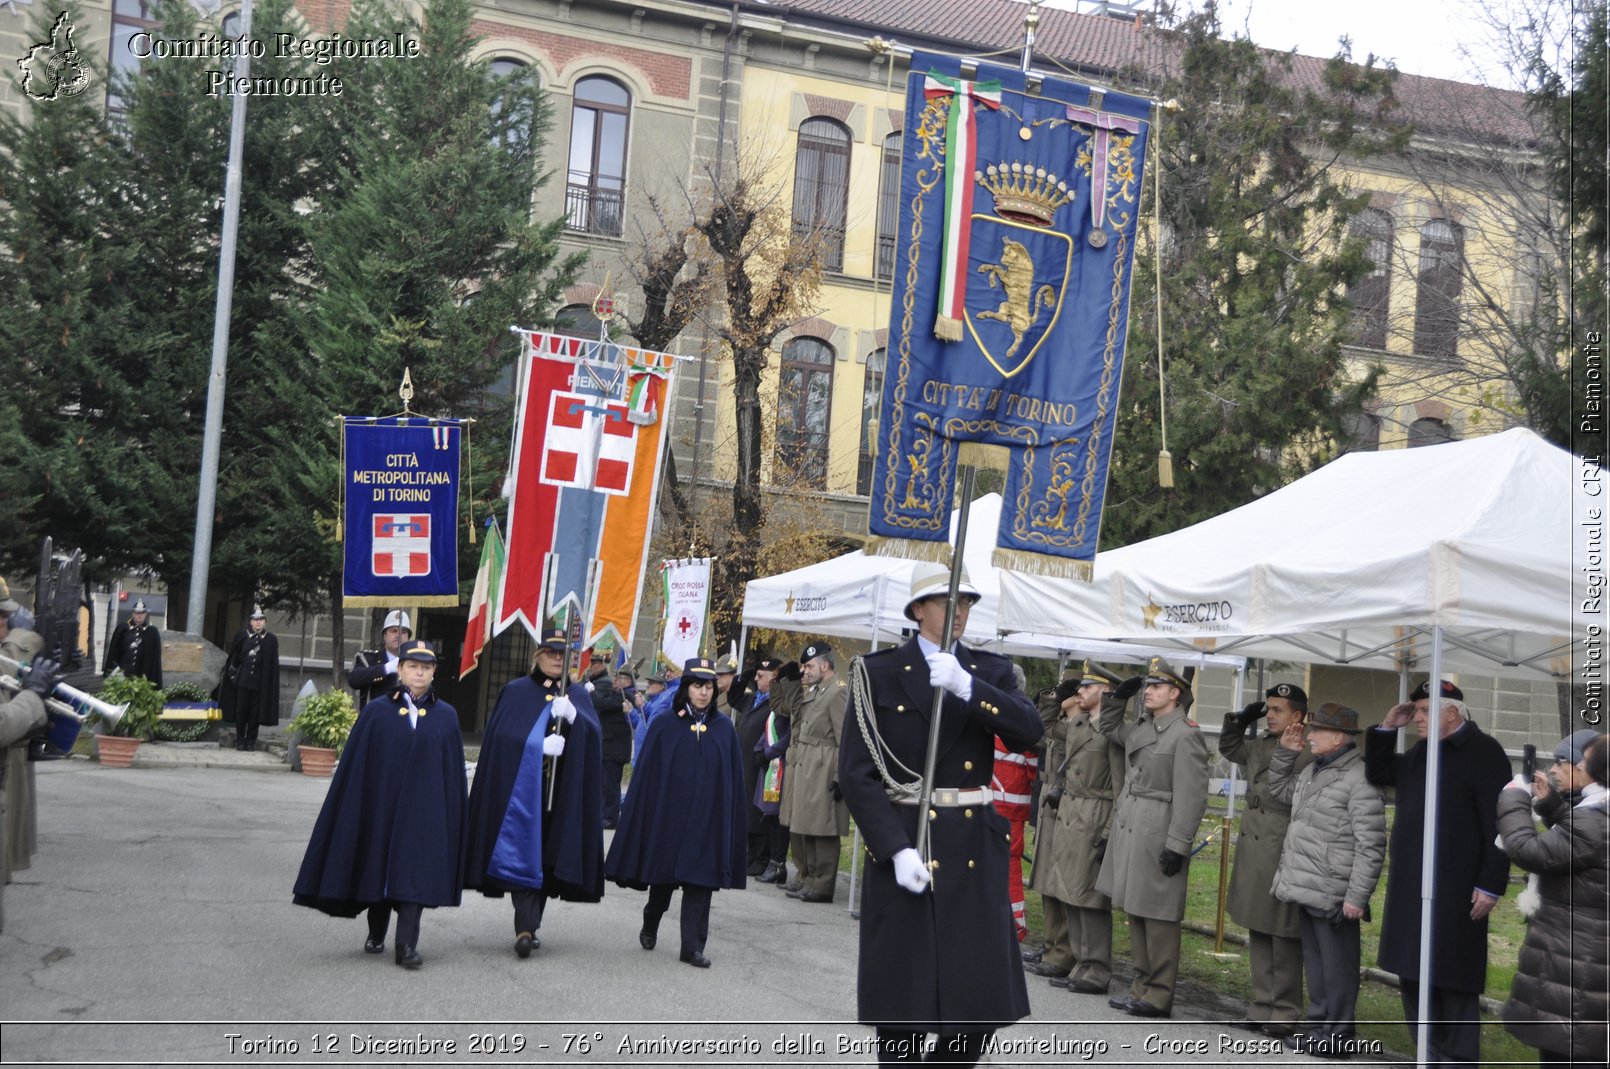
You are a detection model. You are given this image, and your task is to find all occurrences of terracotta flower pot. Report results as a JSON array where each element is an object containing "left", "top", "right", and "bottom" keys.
[
  {"left": 300, "top": 745, "right": 338, "bottom": 777},
  {"left": 96, "top": 735, "right": 141, "bottom": 768}
]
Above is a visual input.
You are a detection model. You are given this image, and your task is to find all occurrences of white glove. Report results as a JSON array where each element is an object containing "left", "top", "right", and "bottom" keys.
[
  {"left": 925, "top": 651, "right": 972, "bottom": 701},
  {"left": 892, "top": 847, "right": 932, "bottom": 895},
  {"left": 551, "top": 696, "right": 577, "bottom": 724},
  {"left": 584, "top": 680, "right": 595, "bottom": 693},
  {"left": 1503, "top": 774, "right": 1530, "bottom": 794},
  {"left": 542, "top": 734, "right": 566, "bottom": 757}
]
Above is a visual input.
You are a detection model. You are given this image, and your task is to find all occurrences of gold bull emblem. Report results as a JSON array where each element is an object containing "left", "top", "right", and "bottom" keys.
[{"left": 975, "top": 238, "right": 1056, "bottom": 361}]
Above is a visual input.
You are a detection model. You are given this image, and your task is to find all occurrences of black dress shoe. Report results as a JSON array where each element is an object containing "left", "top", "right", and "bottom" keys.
[
  {"left": 798, "top": 889, "right": 834, "bottom": 903},
  {"left": 363, "top": 937, "right": 385, "bottom": 954},
  {"left": 1068, "top": 978, "right": 1108, "bottom": 995},
  {"left": 515, "top": 932, "right": 536, "bottom": 959},
  {"left": 757, "top": 863, "right": 784, "bottom": 884},
  {"left": 1124, "top": 999, "right": 1169, "bottom": 1019},
  {"left": 1024, "top": 961, "right": 1070, "bottom": 978},
  {"left": 1048, "top": 975, "right": 1074, "bottom": 989},
  {"left": 639, "top": 926, "right": 657, "bottom": 951},
  {"left": 781, "top": 880, "right": 803, "bottom": 894},
  {"left": 678, "top": 949, "right": 712, "bottom": 968},
  {"left": 395, "top": 945, "right": 422, "bottom": 970},
  {"left": 1020, "top": 944, "right": 1044, "bottom": 963},
  {"left": 1107, "top": 995, "right": 1136, "bottom": 1012},
  {"left": 747, "top": 860, "right": 767, "bottom": 877},
  {"left": 234, "top": 738, "right": 245, "bottom": 751}
]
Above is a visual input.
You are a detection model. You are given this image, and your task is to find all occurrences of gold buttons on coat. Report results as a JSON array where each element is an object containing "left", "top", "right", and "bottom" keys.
[
  {"left": 968, "top": 860, "right": 976, "bottom": 869},
  {"left": 964, "top": 808, "right": 973, "bottom": 818},
  {"left": 963, "top": 760, "right": 973, "bottom": 770},
  {"left": 928, "top": 809, "right": 937, "bottom": 820}
]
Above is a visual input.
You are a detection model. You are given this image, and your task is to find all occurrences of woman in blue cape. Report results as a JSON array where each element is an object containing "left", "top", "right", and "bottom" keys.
[
  {"left": 292, "top": 641, "right": 466, "bottom": 970},
  {"left": 604, "top": 656, "right": 747, "bottom": 968},
  {"left": 461, "top": 627, "right": 604, "bottom": 959}
]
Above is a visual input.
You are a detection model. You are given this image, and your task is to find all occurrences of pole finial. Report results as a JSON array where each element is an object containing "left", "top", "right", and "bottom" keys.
[{"left": 399, "top": 367, "right": 415, "bottom": 413}]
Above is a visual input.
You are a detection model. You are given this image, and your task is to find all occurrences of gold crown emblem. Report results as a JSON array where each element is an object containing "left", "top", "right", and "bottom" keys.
[
  {"left": 1149, "top": 657, "right": 1162, "bottom": 672},
  {"left": 975, "top": 162, "right": 1073, "bottom": 226}
]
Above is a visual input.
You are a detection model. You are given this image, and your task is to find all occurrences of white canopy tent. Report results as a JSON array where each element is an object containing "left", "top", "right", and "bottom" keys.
[
  {"left": 997, "top": 427, "right": 1596, "bottom": 1064},
  {"left": 1000, "top": 428, "right": 1591, "bottom": 682},
  {"left": 742, "top": 493, "right": 1244, "bottom": 671}
]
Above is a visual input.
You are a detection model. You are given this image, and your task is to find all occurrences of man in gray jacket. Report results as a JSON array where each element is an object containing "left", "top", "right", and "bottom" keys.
[
  {"left": 1268, "top": 702, "right": 1386, "bottom": 1060},
  {"left": 1096, "top": 657, "right": 1209, "bottom": 1019}
]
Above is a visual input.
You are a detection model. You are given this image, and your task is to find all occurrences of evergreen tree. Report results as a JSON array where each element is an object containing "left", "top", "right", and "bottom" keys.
[
  {"left": 0, "top": 1, "right": 173, "bottom": 583},
  {"left": 1104, "top": 4, "right": 1409, "bottom": 546}
]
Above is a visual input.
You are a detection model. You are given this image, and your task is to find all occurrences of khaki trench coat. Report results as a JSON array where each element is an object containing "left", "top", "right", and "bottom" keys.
[
  {"left": 1033, "top": 708, "right": 1125, "bottom": 908},
  {"left": 775, "top": 674, "right": 850, "bottom": 837},
  {"left": 1220, "top": 720, "right": 1310, "bottom": 938},
  {"left": 1095, "top": 697, "right": 1209, "bottom": 922}
]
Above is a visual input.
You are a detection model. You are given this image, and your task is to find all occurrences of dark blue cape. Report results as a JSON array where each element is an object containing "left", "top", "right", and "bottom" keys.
[
  {"left": 292, "top": 688, "right": 467, "bottom": 915},
  {"left": 604, "top": 697, "right": 747, "bottom": 891},
  {"left": 461, "top": 674, "right": 605, "bottom": 901}
]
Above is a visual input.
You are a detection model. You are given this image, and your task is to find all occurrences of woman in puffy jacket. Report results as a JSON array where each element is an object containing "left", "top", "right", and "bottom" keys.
[
  {"left": 1267, "top": 702, "right": 1387, "bottom": 1059},
  {"left": 1496, "top": 731, "right": 1607, "bottom": 1066}
]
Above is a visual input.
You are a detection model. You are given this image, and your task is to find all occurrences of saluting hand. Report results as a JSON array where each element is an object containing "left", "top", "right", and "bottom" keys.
[
  {"left": 1280, "top": 723, "right": 1304, "bottom": 752},
  {"left": 1381, "top": 702, "right": 1416, "bottom": 730}
]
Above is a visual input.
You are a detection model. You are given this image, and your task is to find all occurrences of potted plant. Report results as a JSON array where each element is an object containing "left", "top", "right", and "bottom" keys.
[
  {"left": 287, "top": 689, "right": 357, "bottom": 777},
  {"left": 94, "top": 671, "right": 164, "bottom": 767}
]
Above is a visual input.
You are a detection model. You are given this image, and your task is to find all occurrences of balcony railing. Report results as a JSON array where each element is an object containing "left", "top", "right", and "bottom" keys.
[{"left": 565, "top": 183, "right": 624, "bottom": 237}]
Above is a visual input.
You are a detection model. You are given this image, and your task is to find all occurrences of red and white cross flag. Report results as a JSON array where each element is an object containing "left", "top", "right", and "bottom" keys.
[
  {"left": 372, "top": 514, "right": 431, "bottom": 577},
  {"left": 540, "top": 393, "right": 637, "bottom": 495}
]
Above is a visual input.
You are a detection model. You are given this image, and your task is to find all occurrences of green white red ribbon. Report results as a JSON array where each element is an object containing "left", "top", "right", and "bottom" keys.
[{"left": 925, "top": 71, "right": 1001, "bottom": 341}]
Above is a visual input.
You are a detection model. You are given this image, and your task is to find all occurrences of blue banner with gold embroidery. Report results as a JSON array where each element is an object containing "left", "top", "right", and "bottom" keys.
[
  {"left": 342, "top": 416, "right": 463, "bottom": 607},
  {"left": 868, "top": 54, "right": 1151, "bottom": 578}
]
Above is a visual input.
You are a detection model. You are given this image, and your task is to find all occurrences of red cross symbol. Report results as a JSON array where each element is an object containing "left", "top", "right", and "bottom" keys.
[{"left": 675, "top": 614, "right": 695, "bottom": 639}]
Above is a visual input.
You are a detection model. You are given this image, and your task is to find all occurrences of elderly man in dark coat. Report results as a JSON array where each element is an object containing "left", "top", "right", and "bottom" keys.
[
  {"left": 293, "top": 641, "right": 467, "bottom": 970},
  {"left": 462, "top": 628, "right": 604, "bottom": 959},
  {"left": 838, "top": 565, "right": 1042, "bottom": 1066},
  {"left": 1221, "top": 681, "right": 1312, "bottom": 1036},
  {"left": 1096, "top": 657, "right": 1210, "bottom": 1019},
  {"left": 1366, "top": 679, "right": 1511, "bottom": 1068},
  {"left": 221, "top": 607, "right": 280, "bottom": 751},
  {"left": 605, "top": 657, "right": 747, "bottom": 968}
]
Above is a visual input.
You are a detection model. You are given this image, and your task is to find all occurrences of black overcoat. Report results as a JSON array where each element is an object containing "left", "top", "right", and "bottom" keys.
[
  {"left": 349, "top": 649, "right": 396, "bottom": 708},
  {"left": 604, "top": 688, "right": 747, "bottom": 891},
  {"left": 837, "top": 638, "right": 1043, "bottom": 1033},
  {"left": 736, "top": 689, "right": 774, "bottom": 835},
  {"left": 593, "top": 677, "right": 634, "bottom": 765},
  {"left": 461, "top": 674, "right": 605, "bottom": 901},
  {"left": 1365, "top": 719, "right": 1513, "bottom": 992},
  {"left": 292, "top": 687, "right": 467, "bottom": 915},
  {"left": 220, "top": 627, "right": 281, "bottom": 726},
  {"left": 103, "top": 621, "right": 162, "bottom": 687}
]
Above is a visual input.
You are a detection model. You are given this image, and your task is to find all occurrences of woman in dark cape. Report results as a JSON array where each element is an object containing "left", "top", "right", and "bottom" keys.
[
  {"left": 219, "top": 607, "right": 280, "bottom": 751},
  {"left": 604, "top": 656, "right": 746, "bottom": 968},
  {"left": 292, "top": 641, "right": 466, "bottom": 969},
  {"left": 461, "top": 628, "right": 604, "bottom": 959}
]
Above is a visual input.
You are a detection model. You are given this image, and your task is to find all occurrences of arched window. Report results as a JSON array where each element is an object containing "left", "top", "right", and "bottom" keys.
[
  {"left": 566, "top": 76, "right": 631, "bottom": 236},
  {"left": 1407, "top": 416, "right": 1457, "bottom": 448},
  {"left": 857, "top": 348, "right": 886, "bottom": 496},
  {"left": 792, "top": 118, "right": 851, "bottom": 271},
  {"left": 874, "top": 133, "right": 902, "bottom": 280},
  {"left": 1348, "top": 208, "right": 1392, "bottom": 350},
  {"left": 1413, "top": 219, "right": 1463, "bottom": 361},
  {"left": 776, "top": 337, "right": 834, "bottom": 490},
  {"left": 489, "top": 58, "right": 536, "bottom": 151},
  {"left": 554, "top": 304, "right": 596, "bottom": 339}
]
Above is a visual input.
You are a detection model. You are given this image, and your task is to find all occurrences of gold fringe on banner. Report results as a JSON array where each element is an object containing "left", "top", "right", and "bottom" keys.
[
  {"left": 344, "top": 595, "right": 462, "bottom": 609},
  {"left": 957, "top": 442, "right": 1009, "bottom": 471},
  {"left": 864, "top": 535, "right": 953, "bottom": 566},
  {"left": 934, "top": 316, "right": 964, "bottom": 342},
  {"left": 991, "top": 546, "right": 1094, "bottom": 581}
]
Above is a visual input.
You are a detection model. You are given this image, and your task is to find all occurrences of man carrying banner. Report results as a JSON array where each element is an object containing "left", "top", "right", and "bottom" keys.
[
  {"left": 838, "top": 564, "right": 1042, "bottom": 1064},
  {"left": 1096, "top": 658, "right": 1210, "bottom": 1019},
  {"left": 773, "top": 641, "right": 849, "bottom": 903},
  {"left": 462, "top": 627, "right": 605, "bottom": 959},
  {"left": 350, "top": 610, "right": 411, "bottom": 708}
]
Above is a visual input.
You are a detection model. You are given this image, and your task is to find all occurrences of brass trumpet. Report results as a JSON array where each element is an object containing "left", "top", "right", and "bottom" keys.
[{"left": 0, "top": 654, "right": 127, "bottom": 729}]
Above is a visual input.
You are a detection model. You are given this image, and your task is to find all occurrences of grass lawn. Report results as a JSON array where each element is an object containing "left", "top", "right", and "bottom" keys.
[{"left": 840, "top": 796, "right": 1538, "bottom": 1066}]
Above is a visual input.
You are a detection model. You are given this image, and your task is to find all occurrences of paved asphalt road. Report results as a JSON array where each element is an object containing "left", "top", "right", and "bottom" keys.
[{"left": 0, "top": 755, "right": 1342, "bottom": 1067}]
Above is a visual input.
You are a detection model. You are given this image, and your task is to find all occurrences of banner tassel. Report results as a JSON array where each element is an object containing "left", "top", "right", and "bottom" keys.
[
  {"left": 864, "top": 535, "right": 953, "bottom": 566},
  {"left": 934, "top": 315, "right": 964, "bottom": 342},
  {"left": 991, "top": 546, "right": 1093, "bottom": 581}
]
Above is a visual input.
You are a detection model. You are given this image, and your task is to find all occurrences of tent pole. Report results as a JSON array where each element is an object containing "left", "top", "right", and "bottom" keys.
[{"left": 1415, "top": 626, "right": 1445, "bottom": 1069}]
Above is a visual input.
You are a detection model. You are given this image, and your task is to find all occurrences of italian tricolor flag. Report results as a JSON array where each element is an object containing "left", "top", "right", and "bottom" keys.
[
  {"left": 460, "top": 518, "right": 505, "bottom": 677},
  {"left": 924, "top": 71, "right": 1001, "bottom": 341}
]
